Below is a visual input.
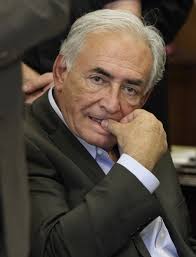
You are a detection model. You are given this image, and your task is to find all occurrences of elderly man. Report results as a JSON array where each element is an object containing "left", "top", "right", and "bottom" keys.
[{"left": 25, "top": 10, "right": 196, "bottom": 257}]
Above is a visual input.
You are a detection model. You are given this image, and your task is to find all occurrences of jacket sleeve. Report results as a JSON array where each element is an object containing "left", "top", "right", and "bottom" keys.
[
  {"left": 26, "top": 139, "right": 160, "bottom": 257},
  {"left": 142, "top": 0, "right": 193, "bottom": 43}
]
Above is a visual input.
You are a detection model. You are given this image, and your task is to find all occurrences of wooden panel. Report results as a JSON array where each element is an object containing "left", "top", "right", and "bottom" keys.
[
  {"left": 169, "top": 5, "right": 196, "bottom": 65},
  {"left": 168, "top": 5, "right": 196, "bottom": 146},
  {"left": 168, "top": 65, "right": 196, "bottom": 145}
]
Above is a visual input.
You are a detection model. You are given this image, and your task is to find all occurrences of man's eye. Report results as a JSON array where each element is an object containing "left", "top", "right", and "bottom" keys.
[
  {"left": 123, "top": 85, "right": 137, "bottom": 96},
  {"left": 90, "top": 75, "right": 105, "bottom": 85}
]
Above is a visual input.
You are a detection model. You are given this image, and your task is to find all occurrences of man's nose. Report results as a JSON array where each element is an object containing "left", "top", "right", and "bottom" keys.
[{"left": 99, "top": 86, "right": 121, "bottom": 113}]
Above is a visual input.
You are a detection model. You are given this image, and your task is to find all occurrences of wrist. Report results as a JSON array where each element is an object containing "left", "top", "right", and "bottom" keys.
[{"left": 123, "top": 149, "right": 155, "bottom": 171}]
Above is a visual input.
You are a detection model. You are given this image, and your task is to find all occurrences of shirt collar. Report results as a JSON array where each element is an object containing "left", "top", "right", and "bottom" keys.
[{"left": 48, "top": 86, "right": 64, "bottom": 122}]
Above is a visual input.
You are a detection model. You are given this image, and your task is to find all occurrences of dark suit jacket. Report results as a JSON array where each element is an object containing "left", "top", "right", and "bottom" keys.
[
  {"left": 0, "top": 62, "right": 29, "bottom": 257},
  {"left": 25, "top": 92, "right": 196, "bottom": 257},
  {"left": 0, "top": 0, "right": 70, "bottom": 68}
]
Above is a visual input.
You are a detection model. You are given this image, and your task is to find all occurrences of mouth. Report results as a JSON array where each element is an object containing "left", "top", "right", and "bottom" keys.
[
  {"left": 89, "top": 116, "right": 103, "bottom": 124},
  {"left": 88, "top": 116, "right": 113, "bottom": 137}
]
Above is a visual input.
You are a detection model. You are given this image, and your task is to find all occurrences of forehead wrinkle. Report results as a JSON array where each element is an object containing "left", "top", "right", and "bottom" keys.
[
  {"left": 90, "top": 56, "right": 147, "bottom": 82},
  {"left": 72, "top": 32, "right": 153, "bottom": 85}
]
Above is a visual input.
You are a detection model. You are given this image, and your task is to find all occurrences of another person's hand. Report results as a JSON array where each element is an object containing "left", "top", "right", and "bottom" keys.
[
  {"left": 102, "top": 109, "right": 167, "bottom": 171},
  {"left": 104, "top": 0, "right": 141, "bottom": 17},
  {"left": 22, "top": 63, "right": 53, "bottom": 103}
]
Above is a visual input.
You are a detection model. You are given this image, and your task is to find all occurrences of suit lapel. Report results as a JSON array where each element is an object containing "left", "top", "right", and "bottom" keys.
[
  {"left": 50, "top": 125, "right": 106, "bottom": 184},
  {"left": 133, "top": 236, "right": 151, "bottom": 257}
]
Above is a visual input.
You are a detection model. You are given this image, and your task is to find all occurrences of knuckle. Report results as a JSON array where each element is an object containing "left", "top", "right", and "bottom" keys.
[{"left": 144, "top": 111, "right": 156, "bottom": 123}]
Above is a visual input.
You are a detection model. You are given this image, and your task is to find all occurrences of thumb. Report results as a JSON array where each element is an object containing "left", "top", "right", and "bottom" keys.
[{"left": 101, "top": 119, "right": 121, "bottom": 136}]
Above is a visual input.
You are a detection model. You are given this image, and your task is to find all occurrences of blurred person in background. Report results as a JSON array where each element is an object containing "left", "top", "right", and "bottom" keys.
[{"left": 0, "top": 1, "right": 69, "bottom": 257}]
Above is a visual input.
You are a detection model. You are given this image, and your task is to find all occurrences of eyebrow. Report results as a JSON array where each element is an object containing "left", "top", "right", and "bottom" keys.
[
  {"left": 90, "top": 67, "right": 144, "bottom": 86},
  {"left": 90, "top": 67, "right": 114, "bottom": 79},
  {"left": 124, "top": 78, "right": 143, "bottom": 86}
]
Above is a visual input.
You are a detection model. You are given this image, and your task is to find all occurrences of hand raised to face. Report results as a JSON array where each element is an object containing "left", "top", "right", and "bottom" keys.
[{"left": 101, "top": 109, "right": 168, "bottom": 171}]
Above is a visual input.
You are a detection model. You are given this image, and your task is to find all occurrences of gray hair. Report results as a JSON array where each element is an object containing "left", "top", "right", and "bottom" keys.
[{"left": 60, "top": 9, "right": 166, "bottom": 91}]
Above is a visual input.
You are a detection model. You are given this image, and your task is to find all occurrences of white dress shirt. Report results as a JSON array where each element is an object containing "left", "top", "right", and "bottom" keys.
[{"left": 48, "top": 88, "right": 178, "bottom": 257}]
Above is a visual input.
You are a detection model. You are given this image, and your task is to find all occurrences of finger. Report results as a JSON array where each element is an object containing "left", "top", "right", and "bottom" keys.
[
  {"left": 38, "top": 73, "right": 53, "bottom": 86},
  {"left": 22, "top": 81, "right": 34, "bottom": 93},
  {"left": 23, "top": 73, "right": 53, "bottom": 93},
  {"left": 25, "top": 90, "right": 45, "bottom": 104},
  {"left": 42, "top": 83, "right": 53, "bottom": 93},
  {"left": 120, "top": 109, "right": 144, "bottom": 123},
  {"left": 101, "top": 119, "right": 121, "bottom": 136},
  {"left": 23, "top": 81, "right": 45, "bottom": 94}
]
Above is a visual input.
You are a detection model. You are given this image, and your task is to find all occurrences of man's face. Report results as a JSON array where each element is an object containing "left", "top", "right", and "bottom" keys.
[{"left": 54, "top": 31, "right": 153, "bottom": 150}]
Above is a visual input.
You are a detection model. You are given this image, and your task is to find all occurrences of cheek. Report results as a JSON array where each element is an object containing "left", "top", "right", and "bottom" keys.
[
  {"left": 64, "top": 76, "right": 95, "bottom": 102},
  {"left": 65, "top": 93, "right": 95, "bottom": 116},
  {"left": 62, "top": 79, "right": 85, "bottom": 107},
  {"left": 120, "top": 100, "right": 139, "bottom": 117}
]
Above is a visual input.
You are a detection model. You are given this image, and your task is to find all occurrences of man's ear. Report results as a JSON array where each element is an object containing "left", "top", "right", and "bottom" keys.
[
  {"left": 140, "top": 88, "right": 153, "bottom": 107},
  {"left": 53, "top": 54, "right": 68, "bottom": 92}
]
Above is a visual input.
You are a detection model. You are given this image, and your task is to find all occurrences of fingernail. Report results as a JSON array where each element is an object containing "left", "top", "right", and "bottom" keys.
[{"left": 101, "top": 120, "right": 108, "bottom": 128}]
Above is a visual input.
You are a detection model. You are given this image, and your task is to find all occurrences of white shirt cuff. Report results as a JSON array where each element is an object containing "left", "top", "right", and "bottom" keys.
[{"left": 117, "top": 153, "right": 160, "bottom": 193}]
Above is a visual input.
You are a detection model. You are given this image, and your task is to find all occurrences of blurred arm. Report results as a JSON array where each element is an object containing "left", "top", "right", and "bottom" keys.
[
  {"left": 0, "top": 0, "right": 70, "bottom": 67},
  {"left": 104, "top": 0, "right": 142, "bottom": 17}
]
